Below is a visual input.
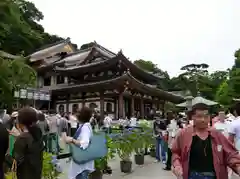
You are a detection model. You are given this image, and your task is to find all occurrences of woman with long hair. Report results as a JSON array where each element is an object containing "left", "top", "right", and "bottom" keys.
[{"left": 13, "top": 107, "right": 44, "bottom": 179}]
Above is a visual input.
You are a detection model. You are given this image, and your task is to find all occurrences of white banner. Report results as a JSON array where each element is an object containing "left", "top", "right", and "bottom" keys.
[{"left": 20, "top": 89, "right": 27, "bottom": 99}]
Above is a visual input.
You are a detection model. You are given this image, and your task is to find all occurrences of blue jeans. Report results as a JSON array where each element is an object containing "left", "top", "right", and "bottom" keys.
[
  {"left": 156, "top": 137, "right": 166, "bottom": 162},
  {"left": 76, "top": 170, "right": 90, "bottom": 179}
]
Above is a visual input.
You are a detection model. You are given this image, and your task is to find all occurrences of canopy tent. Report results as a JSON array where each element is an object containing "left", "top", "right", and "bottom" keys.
[{"left": 176, "top": 96, "right": 218, "bottom": 108}]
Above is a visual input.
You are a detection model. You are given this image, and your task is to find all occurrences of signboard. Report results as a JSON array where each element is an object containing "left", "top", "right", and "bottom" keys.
[
  {"left": 45, "top": 94, "right": 50, "bottom": 101},
  {"left": 34, "top": 92, "right": 40, "bottom": 100},
  {"left": 39, "top": 93, "right": 45, "bottom": 100},
  {"left": 14, "top": 91, "right": 20, "bottom": 98},
  {"left": 14, "top": 88, "right": 51, "bottom": 101},
  {"left": 27, "top": 92, "right": 33, "bottom": 99},
  {"left": 20, "top": 89, "right": 27, "bottom": 99}
]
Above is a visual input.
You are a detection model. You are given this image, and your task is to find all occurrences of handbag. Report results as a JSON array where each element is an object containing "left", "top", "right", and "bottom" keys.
[
  {"left": 69, "top": 124, "right": 107, "bottom": 165},
  {"left": 5, "top": 135, "right": 15, "bottom": 168}
]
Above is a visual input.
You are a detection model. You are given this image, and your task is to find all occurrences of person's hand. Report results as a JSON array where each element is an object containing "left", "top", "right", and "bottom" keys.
[
  {"left": 237, "top": 166, "right": 240, "bottom": 176},
  {"left": 172, "top": 165, "right": 183, "bottom": 178},
  {"left": 64, "top": 136, "right": 73, "bottom": 144},
  {"left": 7, "top": 129, "right": 20, "bottom": 137}
]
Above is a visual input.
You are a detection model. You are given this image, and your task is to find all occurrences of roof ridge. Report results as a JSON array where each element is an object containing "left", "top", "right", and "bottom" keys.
[
  {"left": 63, "top": 46, "right": 92, "bottom": 59},
  {"left": 30, "top": 38, "right": 71, "bottom": 55},
  {"left": 93, "top": 41, "right": 116, "bottom": 56}
]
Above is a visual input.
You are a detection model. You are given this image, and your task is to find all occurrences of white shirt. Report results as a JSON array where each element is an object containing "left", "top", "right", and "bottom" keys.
[
  {"left": 69, "top": 115, "right": 78, "bottom": 128},
  {"left": 214, "top": 121, "right": 230, "bottom": 137},
  {"left": 103, "top": 116, "right": 112, "bottom": 128},
  {"left": 129, "top": 117, "right": 137, "bottom": 127},
  {"left": 226, "top": 114, "right": 235, "bottom": 123},
  {"left": 68, "top": 123, "right": 94, "bottom": 179},
  {"left": 167, "top": 120, "right": 179, "bottom": 148},
  {"left": 229, "top": 116, "right": 240, "bottom": 150}
]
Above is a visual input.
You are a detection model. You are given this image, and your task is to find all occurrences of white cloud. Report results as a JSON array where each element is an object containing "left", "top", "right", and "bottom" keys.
[{"left": 31, "top": 0, "right": 240, "bottom": 76}]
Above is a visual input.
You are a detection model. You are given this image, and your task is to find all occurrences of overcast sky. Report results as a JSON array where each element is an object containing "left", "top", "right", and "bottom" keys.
[{"left": 31, "top": 0, "right": 240, "bottom": 77}]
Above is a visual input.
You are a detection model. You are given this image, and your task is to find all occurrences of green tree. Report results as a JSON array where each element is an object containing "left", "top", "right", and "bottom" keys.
[
  {"left": 215, "top": 80, "right": 233, "bottom": 106},
  {"left": 0, "top": 52, "right": 36, "bottom": 107},
  {"left": 0, "top": 0, "right": 77, "bottom": 55},
  {"left": 134, "top": 59, "right": 158, "bottom": 72},
  {"left": 133, "top": 59, "right": 172, "bottom": 90},
  {"left": 229, "top": 50, "right": 240, "bottom": 98},
  {"left": 178, "top": 63, "right": 209, "bottom": 96}
]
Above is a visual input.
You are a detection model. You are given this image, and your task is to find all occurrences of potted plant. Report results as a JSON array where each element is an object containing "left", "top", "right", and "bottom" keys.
[
  {"left": 89, "top": 158, "right": 105, "bottom": 179},
  {"left": 115, "top": 133, "right": 133, "bottom": 173},
  {"left": 89, "top": 135, "right": 116, "bottom": 179},
  {"left": 132, "top": 130, "right": 145, "bottom": 165},
  {"left": 149, "top": 144, "right": 156, "bottom": 157},
  {"left": 42, "top": 152, "right": 62, "bottom": 179}
]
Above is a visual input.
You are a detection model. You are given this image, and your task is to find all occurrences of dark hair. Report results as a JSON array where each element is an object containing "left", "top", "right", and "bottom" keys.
[
  {"left": 166, "top": 111, "right": 174, "bottom": 121},
  {"left": 38, "top": 113, "right": 45, "bottom": 121},
  {"left": 229, "top": 106, "right": 234, "bottom": 114},
  {"left": 77, "top": 107, "right": 92, "bottom": 123},
  {"left": 18, "top": 107, "right": 41, "bottom": 140},
  {"left": 191, "top": 103, "right": 209, "bottom": 115},
  {"left": 234, "top": 102, "right": 240, "bottom": 116}
]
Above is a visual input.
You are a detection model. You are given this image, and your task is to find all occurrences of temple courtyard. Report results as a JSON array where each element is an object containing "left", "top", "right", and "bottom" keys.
[
  {"left": 60, "top": 156, "right": 173, "bottom": 179},
  {"left": 59, "top": 156, "right": 240, "bottom": 179}
]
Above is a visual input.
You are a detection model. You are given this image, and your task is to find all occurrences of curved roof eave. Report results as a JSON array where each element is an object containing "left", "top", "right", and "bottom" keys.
[
  {"left": 54, "top": 54, "right": 119, "bottom": 74},
  {"left": 45, "top": 71, "right": 183, "bottom": 103},
  {"left": 117, "top": 52, "right": 165, "bottom": 82},
  {"left": 124, "top": 71, "right": 184, "bottom": 103}
]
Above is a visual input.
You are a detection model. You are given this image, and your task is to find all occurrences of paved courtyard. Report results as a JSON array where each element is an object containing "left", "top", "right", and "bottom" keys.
[
  {"left": 60, "top": 156, "right": 176, "bottom": 179},
  {"left": 60, "top": 155, "right": 239, "bottom": 179}
]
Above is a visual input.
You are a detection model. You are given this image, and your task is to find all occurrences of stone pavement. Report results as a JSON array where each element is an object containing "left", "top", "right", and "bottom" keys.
[
  {"left": 60, "top": 156, "right": 175, "bottom": 179},
  {"left": 60, "top": 156, "right": 239, "bottom": 179}
]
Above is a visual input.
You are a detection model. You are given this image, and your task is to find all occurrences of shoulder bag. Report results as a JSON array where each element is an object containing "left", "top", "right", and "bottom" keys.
[{"left": 69, "top": 124, "right": 107, "bottom": 165}]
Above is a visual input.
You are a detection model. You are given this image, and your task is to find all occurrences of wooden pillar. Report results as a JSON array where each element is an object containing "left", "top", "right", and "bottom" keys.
[
  {"left": 140, "top": 98, "right": 144, "bottom": 118},
  {"left": 118, "top": 92, "right": 124, "bottom": 118},
  {"left": 82, "top": 92, "right": 86, "bottom": 107},
  {"left": 152, "top": 97, "right": 157, "bottom": 110},
  {"left": 131, "top": 97, "right": 135, "bottom": 117},
  {"left": 66, "top": 94, "right": 70, "bottom": 113},
  {"left": 114, "top": 97, "right": 117, "bottom": 119},
  {"left": 100, "top": 92, "right": 104, "bottom": 121}
]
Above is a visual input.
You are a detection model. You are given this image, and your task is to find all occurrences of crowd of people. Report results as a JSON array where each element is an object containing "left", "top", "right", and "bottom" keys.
[{"left": 1, "top": 102, "right": 240, "bottom": 179}]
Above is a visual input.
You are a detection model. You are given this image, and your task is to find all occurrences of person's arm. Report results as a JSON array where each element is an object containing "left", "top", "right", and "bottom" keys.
[
  {"left": 220, "top": 132, "right": 240, "bottom": 174},
  {"left": 228, "top": 122, "right": 236, "bottom": 144},
  {"left": 0, "top": 124, "right": 9, "bottom": 162},
  {"left": 13, "top": 136, "right": 27, "bottom": 164},
  {"left": 72, "top": 125, "right": 91, "bottom": 149},
  {"left": 171, "top": 130, "right": 183, "bottom": 171}
]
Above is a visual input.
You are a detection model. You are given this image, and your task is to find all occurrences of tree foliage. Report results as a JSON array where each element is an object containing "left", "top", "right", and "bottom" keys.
[
  {"left": 0, "top": 0, "right": 68, "bottom": 107},
  {"left": 134, "top": 57, "right": 239, "bottom": 107},
  {"left": 0, "top": 0, "right": 77, "bottom": 55},
  {"left": 0, "top": 53, "right": 36, "bottom": 107}
]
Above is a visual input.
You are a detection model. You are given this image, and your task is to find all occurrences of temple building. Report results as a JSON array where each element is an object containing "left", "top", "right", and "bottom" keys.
[{"left": 29, "top": 38, "right": 184, "bottom": 119}]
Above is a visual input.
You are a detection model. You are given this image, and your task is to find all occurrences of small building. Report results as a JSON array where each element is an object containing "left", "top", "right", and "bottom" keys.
[{"left": 29, "top": 39, "right": 184, "bottom": 119}]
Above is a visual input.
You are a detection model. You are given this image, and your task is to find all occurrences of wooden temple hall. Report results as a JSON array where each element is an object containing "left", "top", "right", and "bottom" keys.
[{"left": 29, "top": 38, "right": 184, "bottom": 119}]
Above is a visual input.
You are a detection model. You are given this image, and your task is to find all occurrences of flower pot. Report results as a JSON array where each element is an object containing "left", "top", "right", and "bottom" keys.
[
  {"left": 120, "top": 160, "right": 132, "bottom": 173},
  {"left": 150, "top": 149, "right": 156, "bottom": 157},
  {"left": 89, "top": 170, "right": 103, "bottom": 179},
  {"left": 134, "top": 154, "right": 144, "bottom": 165}
]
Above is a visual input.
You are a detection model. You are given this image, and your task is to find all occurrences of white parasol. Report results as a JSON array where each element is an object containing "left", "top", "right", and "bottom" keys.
[{"left": 177, "top": 96, "right": 218, "bottom": 107}]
